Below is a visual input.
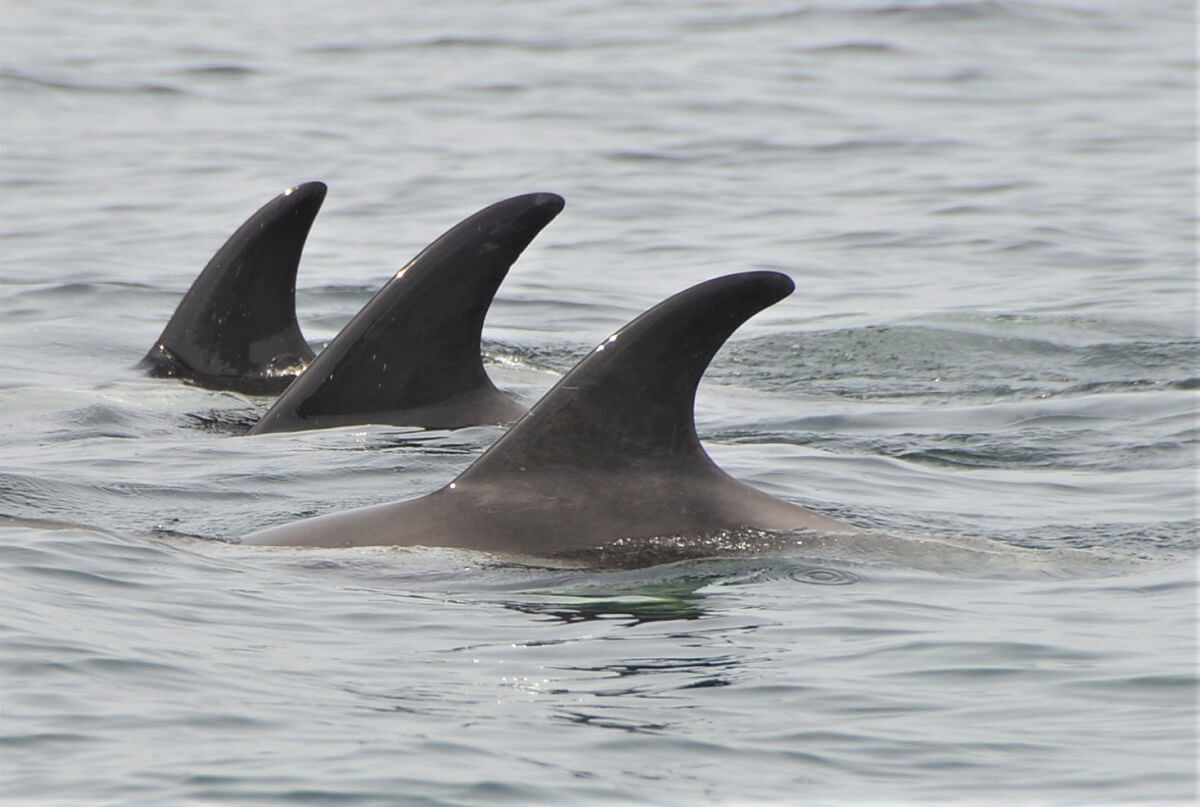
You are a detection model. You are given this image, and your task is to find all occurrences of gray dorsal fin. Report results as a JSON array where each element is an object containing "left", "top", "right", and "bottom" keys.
[
  {"left": 456, "top": 271, "right": 794, "bottom": 480},
  {"left": 140, "top": 182, "right": 325, "bottom": 394},
  {"left": 248, "top": 192, "right": 564, "bottom": 434}
]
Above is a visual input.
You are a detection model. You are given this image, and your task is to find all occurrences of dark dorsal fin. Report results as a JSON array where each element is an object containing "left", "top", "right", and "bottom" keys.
[
  {"left": 248, "top": 192, "right": 564, "bottom": 434},
  {"left": 140, "top": 182, "right": 326, "bottom": 395},
  {"left": 456, "top": 271, "right": 794, "bottom": 480}
]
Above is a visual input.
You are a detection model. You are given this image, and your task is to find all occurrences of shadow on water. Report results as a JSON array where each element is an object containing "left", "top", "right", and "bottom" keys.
[
  {"left": 491, "top": 555, "right": 863, "bottom": 626},
  {"left": 505, "top": 591, "right": 708, "bottom": 624}
]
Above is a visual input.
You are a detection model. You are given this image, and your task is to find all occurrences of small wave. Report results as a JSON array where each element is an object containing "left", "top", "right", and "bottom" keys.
[
  {"left": 182, "top": 408, "right": 262, "bottom": 435},
  {"left": 0, "top": 474, "right": 85, "bottom": 524},
  {"left": 678, "top": 2, "right": 1022, "bottom": 32},
  {"left": 784, "top": 565, "right": 862, "bottom": 585},
  {"left": 810, "top": 136, "right": 964, "bottom": 155},
  {"left": 20, "top": 564, "right": 146, "bottom": 590},
  {"left": 174, "top": 63, "right": 257, "bottom": 78},
  {"left": 0, "top": 732, "right": 97, "bottom": 748},
  {"left": 717, "top": 323, "right": 1199, "bottom": 403},
  {"left": 716, "top": 559, "right": 864, "bottom": 586},
  {"left": 0, "top": 67, "right": 181, "bottom": 96},
  {"left": 303, "top": 34, "right": 651, "bottom": 57},
  {"left": 868, "top": 1, "right": 1047, "bottom": 24},
  {"left": 1005, "top": 520, "right": 1199, "bottom": 553},
  {"left": 800, "top": 40, "right": 911, "bottom": 55}
]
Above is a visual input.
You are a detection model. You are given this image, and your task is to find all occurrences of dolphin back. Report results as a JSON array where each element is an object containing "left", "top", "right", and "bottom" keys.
[{"left": 241, "top": 270, "right": 859, "bottom": 552}]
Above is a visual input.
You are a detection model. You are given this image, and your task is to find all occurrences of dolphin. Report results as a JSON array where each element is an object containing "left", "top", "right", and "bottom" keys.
[
  {"left": 242, "top": 271, "right": 859, "bottom": 554},
  {"left": 248, "top": 192, "right": 564, "bottom": 434},
  {"left": 140, "top": 182, "right": 326, "bottom": 395}
]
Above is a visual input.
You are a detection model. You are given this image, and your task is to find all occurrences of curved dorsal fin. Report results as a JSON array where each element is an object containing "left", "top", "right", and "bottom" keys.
[
  {"left": 456, "top": 271, "right": 794, "bottom": 480},
  {"left": 248, "top": 192, "right": 564, "bottom": 433},
  {"left": 141, "top": 182, "right": 325, "bottom": 394}
]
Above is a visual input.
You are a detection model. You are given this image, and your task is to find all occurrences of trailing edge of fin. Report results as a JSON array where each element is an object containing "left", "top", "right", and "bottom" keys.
[
  {"left": 457, "top": 271, "right": 795, "bottom": 478},
  {"left": 140, "top": 181, "right": 326, "bottom": 395},
  {"left": 248, "top": 192, "right": 565, "bottom": 433}
]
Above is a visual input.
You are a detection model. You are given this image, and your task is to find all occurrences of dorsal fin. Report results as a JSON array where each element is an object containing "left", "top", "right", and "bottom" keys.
[
  {"left": 456, "top": 271, "right": 794, "bottom": 480},
  {"left": 140, "top": 182, "right": 325, "bottom": 395},
  {"left": 248, "top": 192, "right": 564, "bottom": 434}
]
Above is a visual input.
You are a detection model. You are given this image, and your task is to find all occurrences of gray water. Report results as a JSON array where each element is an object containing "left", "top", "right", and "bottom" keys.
[{"left": 1, "top": 1, "right": 1196, "bottom": 804}]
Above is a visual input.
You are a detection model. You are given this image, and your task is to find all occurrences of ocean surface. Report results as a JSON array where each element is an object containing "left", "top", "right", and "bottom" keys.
[{"left": 1, "top": 1, "right": 1196, "bottom": 804}]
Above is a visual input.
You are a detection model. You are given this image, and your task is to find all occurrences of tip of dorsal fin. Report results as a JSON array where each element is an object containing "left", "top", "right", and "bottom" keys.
[
  {"left": 457, "top": 271, "right": 794, "bottom": 479},
  {"left": 141, "top": 181, "right": 326, "bottom": 394},
  {"left": 248, "top": 192, "right": 564, "bottom": 433}
]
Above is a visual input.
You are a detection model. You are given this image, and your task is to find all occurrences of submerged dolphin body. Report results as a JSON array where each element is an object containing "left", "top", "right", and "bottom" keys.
[
  {"left": 140, "top": 182, "right": 327, "bottom": 395},
  {"left": 243, "top": 271, "right": 859, "bottom": 554},
  {"left": 248, "top": 192, "right": 564, "bottom": 434}
]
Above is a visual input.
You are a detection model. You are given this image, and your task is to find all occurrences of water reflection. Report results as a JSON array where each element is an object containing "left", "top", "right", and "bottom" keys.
[
  {"left": 496, "top": 556, "right": 862, "bottom": 625},
  {"left": 504, "top": 581, "right": 710, "bottom": 625}
]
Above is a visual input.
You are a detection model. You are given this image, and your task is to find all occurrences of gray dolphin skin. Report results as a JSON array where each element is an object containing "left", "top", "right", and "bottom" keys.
[
  {"left": 140, "top": 182, "right": 326, "bottom": 395},
  {"left": 248, "top": 192, "right": 564, "bottom": 434},
  {"left": 242, "top": 271, "right": 859, "bottom": 553}
]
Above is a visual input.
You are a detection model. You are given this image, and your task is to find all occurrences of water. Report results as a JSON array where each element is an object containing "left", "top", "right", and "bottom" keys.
[{"left": 2, "top": 1, "right": 1196, "bottom": 804}]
